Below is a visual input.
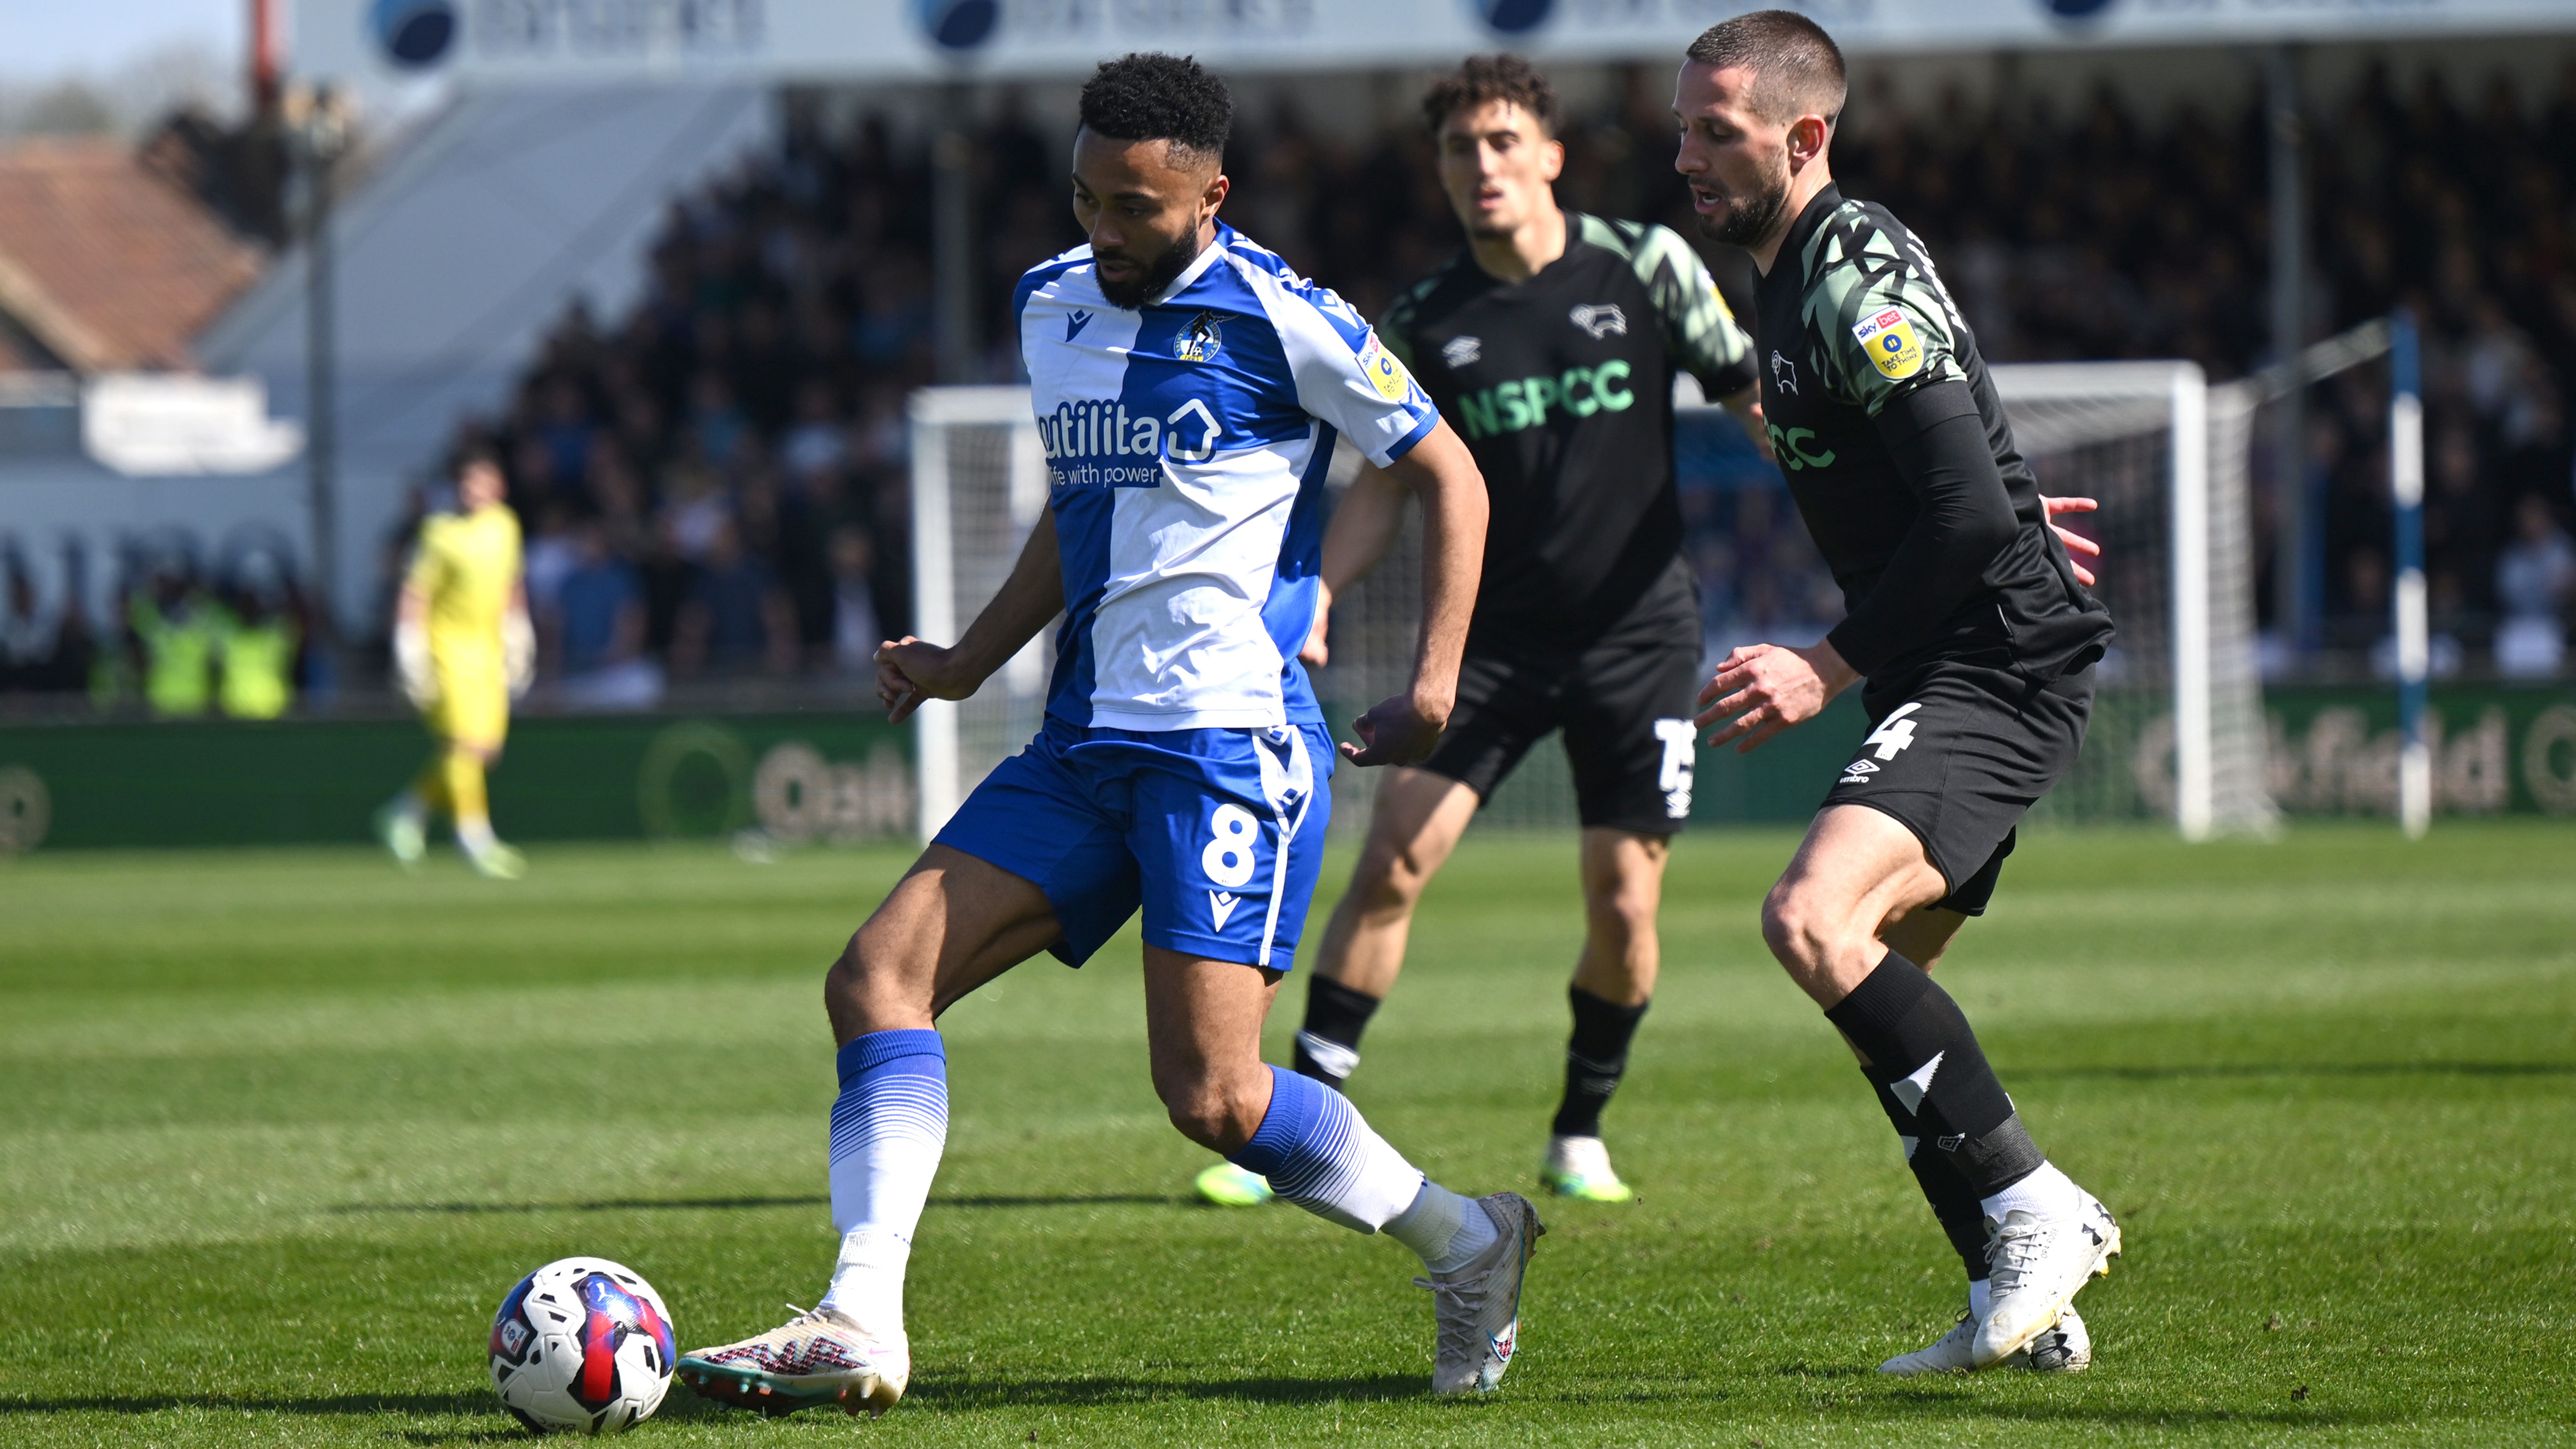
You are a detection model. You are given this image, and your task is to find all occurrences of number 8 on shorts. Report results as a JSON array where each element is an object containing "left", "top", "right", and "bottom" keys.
[{"left": 1203, "top": 804, "right": 1261, "bottom": 889}]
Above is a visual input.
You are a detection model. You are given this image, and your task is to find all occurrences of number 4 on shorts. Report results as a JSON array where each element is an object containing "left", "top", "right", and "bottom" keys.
[{"left": 1863, "top": 702, "right": 1925, "bottom": 762}]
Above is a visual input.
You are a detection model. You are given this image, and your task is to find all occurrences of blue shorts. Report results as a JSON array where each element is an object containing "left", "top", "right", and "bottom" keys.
[{"left": 935, "top": 718, "right": 1336, "bottom": 971}]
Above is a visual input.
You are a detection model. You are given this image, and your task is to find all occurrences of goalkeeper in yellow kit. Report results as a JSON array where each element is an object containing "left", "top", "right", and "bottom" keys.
[{"left": 374, "top": 451, "right": 535, "bottom": 879}]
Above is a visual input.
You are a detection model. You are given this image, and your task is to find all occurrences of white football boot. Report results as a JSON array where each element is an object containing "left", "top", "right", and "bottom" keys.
[
  {"left": 2023, "top": 1303, "right": 2093, "bottom": 1373},
  {"left": 1974, "top": 1193, "right": 2120, "bottom": 1368},
  {"left": 678, "top": 1304, "right": 908, "bottom": 1418},
  {"left": 1417, "top": 1192, "right": 1546, "bottom": 1394},
  {"left": 1878, "top": 1303, "right": 2091, "bottom": 1375},
  {"left": 1877, "top": 1311, "right": 1979, "bottom": 1375}
]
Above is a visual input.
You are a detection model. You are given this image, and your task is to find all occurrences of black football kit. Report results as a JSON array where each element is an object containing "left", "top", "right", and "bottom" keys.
[
  {"left": 1758, "top": 184, "right": 2123, "bottom": 1293},
  {"left": 1752, "top": 184, "right": 2113, "bottom": 913},
  {"left": 1380, "top": 213, "right": 1758, "bottom": 834}
]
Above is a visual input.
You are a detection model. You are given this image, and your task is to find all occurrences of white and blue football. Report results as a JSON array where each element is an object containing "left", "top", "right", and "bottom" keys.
[{"left": 489, "top": 1256, "right": 676, "bottom": 1434}]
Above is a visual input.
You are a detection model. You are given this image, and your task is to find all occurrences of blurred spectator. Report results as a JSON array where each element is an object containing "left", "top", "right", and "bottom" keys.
[
  {"left": 127, "top": 565, "right": 218, "bottom": 718},
  {"left": 522, "top": 502, "right": 580, "bottom": 618},
  {"left": 213, "top": 584, "right": 298, "bottom": 720},
  {"left": 829, "top": 525, "right": 884, "bottom": 674},
  {"left": 2496, "top": 495, "right": 2575, "bottom": 677},
  {"left": 781, "top": 378, "right": 848, "bottom": 481},
  {"left": 0, "top": 565, "right": 53, "bottom": 692},
  {"left": 547, "top": 520, "right": 663, "bottom": 709},
  {"left": 674, "top": 518, "right": 796, "bottom": 677}
]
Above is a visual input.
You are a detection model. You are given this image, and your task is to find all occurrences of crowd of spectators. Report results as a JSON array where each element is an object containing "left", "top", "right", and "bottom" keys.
[
  {"left": 0, "top": 537, "right": 316, "bottom": 716},
  {"left": 407, "top": 55, "right": 2576, "bottom": 700}
]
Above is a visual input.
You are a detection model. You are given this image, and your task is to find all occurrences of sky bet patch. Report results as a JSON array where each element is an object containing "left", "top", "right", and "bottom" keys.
[
  {"left": 1360, "top": 332, "right": 1412, "bottom": 402},
  {"left": 1852, "top": 306, "right": 1924, "bottom": 381}
]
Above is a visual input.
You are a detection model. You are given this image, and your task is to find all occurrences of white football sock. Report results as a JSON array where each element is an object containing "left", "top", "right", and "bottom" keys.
[
  {"left": 1979, "top": 1159, "right": 2080, "bottom": 1223},
  {"left": 816, "top": 1031, "right": 947, "bottom": 1333},
  {"left": 1968, "top": 1277, "right": 1993, "bottom": 1322},
  {"left": 821, "top": 1229, "right": 912, "bottom": 1330},
  {"left": 1384, "top": 1181, "right": 1499, "bottom": 1275},
  {"left": 456, "top": 816, "right": 498, "bottom": 855}
]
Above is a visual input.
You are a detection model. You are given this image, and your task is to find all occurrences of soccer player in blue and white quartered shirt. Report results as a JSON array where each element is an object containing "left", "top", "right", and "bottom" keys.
[{"left": 678, "top": 53, "right": 1546, "bottom": 1415}]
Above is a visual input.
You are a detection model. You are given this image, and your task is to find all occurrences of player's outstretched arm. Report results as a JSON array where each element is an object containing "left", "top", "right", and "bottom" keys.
[
  {"left": 1343, "top": 421, "right": 1486, "bottom": 767},
  {"left": 876, "top": 510, "right": 1065, "bottom": 724},
  {"left": 1300, "top": 461, "right": 1411, "bottom": 666}
]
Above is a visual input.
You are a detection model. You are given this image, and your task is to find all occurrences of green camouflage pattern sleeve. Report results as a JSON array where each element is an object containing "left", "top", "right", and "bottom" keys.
[
  {"left": 1583, "top": 215, "right": 1758, "bottom": 397},
  {"left": 1374, "top": 274, "right": 1437, "bottom": 374},
  {"left": 1799, "top": 202, "right": 1970, "bottom": 417}
]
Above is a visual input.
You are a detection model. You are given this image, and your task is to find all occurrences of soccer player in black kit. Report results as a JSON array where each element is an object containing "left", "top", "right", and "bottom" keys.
[
  {"left": 1677, "top": 12, "right": 2122, "bottom": 1374},
  {"left": 1190, "top": 53, "right": 1768, "bottom": 1212}
]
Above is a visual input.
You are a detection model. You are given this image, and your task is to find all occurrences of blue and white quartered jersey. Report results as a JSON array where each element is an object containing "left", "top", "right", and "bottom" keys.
[{"left": 1014, "top": 221, "right": 1440, "bottom": 731}]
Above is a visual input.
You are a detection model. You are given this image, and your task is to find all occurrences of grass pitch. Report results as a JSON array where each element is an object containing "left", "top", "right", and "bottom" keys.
[{"left": 2, "top": 821, "right": 2572, "bottom": 1446}]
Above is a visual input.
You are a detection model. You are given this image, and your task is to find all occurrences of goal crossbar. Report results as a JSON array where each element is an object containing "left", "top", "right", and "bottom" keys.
[{"left": 909, "top": 361, "right": 2275, "bottom": 842}]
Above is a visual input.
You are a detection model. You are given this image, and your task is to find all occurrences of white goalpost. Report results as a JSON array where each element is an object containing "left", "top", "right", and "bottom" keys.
[
  {"left": 1987, "top": 360, "right": 2273, "bottom": 840},
  {"left": 906, "top": 385, "right": 1052, "bottom": 843},
  {"left": 907, "top": 362, "right": 2285, "bottom": 843}
]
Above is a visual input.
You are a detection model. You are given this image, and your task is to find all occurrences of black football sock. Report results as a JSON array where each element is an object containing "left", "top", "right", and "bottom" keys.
[
  {"left": 1551, "top": 986, "right": 1651, "bottom": 1139},
  {"left": 1291, "top": 977, "right": 1380, "bottom": 1092},
  {"left": 1824, "top": 952, "right": 2045, "bottom": 1198},
  {"left": 1861, "top": 1067, "right": 1991, "bottom": 1283}
]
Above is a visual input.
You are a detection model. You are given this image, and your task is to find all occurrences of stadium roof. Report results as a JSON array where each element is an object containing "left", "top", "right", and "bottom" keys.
[{"left": 0, "top": 138, "right": 265, "bottom": 374}]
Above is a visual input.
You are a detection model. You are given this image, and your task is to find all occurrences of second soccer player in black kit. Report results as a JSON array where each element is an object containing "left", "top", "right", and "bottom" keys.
[
  {"left": 1184, "top": 54, "right": 1769, "bottom": 1213},
  {"left": 1677, "top": 12, "right": 2122, "bottom": 1374}
]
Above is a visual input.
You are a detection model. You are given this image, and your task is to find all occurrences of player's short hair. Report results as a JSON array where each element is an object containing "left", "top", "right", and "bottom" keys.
[
  {"left": 1421, "top": 53, "right": 1560, "bottom": 139},
  {"left": 1684, "top": 10, "right": 1846, "bottom": 129},
  {"left": 453, "top": 444, "right": 502, "bottom": 478},
  {"left": 1078, "top": 52, "right": 1233, "bottom": 168}
]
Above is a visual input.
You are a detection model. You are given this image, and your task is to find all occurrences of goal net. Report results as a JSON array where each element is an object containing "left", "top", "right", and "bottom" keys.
[
  {"left": 1989, "top": 362, "right": 2271, "bottom": 838},
  {"left": 907, "top": 363, "right": 2278, "bottom": 842},
  {"left": 906, "top": 386, "right": 1053, "bottom": 842}
]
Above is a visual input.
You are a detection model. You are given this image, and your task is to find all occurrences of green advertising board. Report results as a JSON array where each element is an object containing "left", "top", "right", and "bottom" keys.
[
  {"left": 0, "top": 711, "right": 913, "bottom": 853},
  {"left": 0, "top": 683, "right": 2569, "bottom": 853}
]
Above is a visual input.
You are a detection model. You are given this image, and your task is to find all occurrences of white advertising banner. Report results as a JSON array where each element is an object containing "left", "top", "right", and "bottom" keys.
[{"left": 300, "top": 0, "right": 2576, "bottom": 89}]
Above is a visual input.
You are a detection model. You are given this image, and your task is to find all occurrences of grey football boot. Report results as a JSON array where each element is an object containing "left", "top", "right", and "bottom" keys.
[{"left": 1416, "top": 1192, "right": 1546, "bottom": 1394}]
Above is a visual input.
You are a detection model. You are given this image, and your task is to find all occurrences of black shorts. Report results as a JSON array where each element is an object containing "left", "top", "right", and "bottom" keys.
[
  {"left": 1419, "top": 604, "right": 1703, "bottom": 835},
  {"left": 1822, "top": 663, "right": 2093, "bottom": 916}
]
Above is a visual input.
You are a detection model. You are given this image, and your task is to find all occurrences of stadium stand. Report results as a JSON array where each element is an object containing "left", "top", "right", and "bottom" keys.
[{"left": 7, "top": 58, "right": 2575, "bottom": 702}]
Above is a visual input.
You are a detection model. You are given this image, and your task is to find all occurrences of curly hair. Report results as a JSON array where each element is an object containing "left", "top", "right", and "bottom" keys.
[
  {"left": 1420, "top": 53, "right": 1560, "bottom": 138},
  {"left": 1078, "top": 52, "right": 1233, "bottom": 165}
]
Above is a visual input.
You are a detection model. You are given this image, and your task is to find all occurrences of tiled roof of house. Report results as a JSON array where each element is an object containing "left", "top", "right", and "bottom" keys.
[{"left": 0, "top": 137, "right": 264, "bottom": 372}]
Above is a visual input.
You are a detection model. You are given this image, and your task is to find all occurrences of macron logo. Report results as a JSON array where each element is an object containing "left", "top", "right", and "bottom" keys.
[
  {"left": 1208, "top": 891, "right": 1241, "bottom": 930},
  {"left": 1066, "top": 310, "right": 1094, "bottom": 342}
]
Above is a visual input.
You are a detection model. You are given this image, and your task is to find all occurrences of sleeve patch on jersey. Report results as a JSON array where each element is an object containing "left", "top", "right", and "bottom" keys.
[
  {"left": 1852, "top": 307, "right": 1925, "bottom": 381},
  {"left": 1360, "top": 331, "right": 1413, "bottom": 402}
]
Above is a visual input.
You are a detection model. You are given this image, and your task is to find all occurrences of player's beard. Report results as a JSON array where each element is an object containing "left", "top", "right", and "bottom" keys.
[
  {"left": 1695, "top": 157, "right": 1793, "bottom": 249},
  {"left": 1097, "top": 228, "right": 1204, "bottom": 310}
]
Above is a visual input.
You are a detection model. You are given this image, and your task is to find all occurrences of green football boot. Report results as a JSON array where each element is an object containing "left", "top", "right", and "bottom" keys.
[
  {"left": 1194, "top": 1161, "right": 1274, "bottom": 1207},
  {"left": 1540, "top": 1134, "right": 1633, "bottom": 1202}
]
